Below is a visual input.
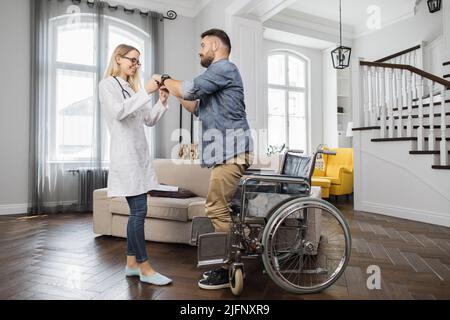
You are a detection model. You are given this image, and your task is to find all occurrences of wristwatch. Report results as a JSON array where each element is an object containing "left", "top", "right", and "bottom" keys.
[{"left": 160, "top": 74, "right": 171, "bottom": 86}]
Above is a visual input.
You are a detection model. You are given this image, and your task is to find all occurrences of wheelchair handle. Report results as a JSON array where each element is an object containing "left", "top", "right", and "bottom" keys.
[
  {"left": 308, "top": 148, "right": 337, "bottom": 181},
  {"left": 287, "top": 149, "right": 304, "bottom": 154}
]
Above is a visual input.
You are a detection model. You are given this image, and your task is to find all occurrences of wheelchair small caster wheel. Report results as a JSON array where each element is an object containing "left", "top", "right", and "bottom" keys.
[{"left": 229, "top": 268, "right": 244, "bottom": 296}]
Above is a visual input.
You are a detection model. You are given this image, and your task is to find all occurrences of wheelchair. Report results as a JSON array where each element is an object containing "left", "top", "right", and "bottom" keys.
[{"left": 190, "top": 146, "right": 352, "bottom": 296}]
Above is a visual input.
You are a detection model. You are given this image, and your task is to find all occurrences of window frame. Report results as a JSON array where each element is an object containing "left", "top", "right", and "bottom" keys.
[
  {"left": 267, "top": 50, "right": 309, "bottom": 153},
  {"left": 48, "top": 14, "right": 150, "bottom": 163}
]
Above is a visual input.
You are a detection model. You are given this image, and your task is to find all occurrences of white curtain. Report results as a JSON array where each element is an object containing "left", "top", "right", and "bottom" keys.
[{"left": 29, "top": 0, "right": 164, "bottom": 214}]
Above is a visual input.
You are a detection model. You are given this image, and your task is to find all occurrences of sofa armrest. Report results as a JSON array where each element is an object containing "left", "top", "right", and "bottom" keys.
[
  {"left": 326, "top": 167, "right": 353, "bottom": 186},
  {"left": 93, "top": 188, "right": 112, "bottom": 235},
  {"left": 341, "top": 166, "right": 353, "bottom": 174},
  {"left": 337, "top": 166, "right": 353, "bottom": 177}
]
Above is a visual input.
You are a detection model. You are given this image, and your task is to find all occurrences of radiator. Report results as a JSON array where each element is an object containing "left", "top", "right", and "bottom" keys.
[{"left": 74, "top": 168, "right": 108, "bottom": 211}]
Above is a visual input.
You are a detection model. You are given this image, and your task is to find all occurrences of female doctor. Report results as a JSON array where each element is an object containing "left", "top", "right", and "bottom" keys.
[{"left": 99, "top": 44, "right": 171, "bottom": 286}]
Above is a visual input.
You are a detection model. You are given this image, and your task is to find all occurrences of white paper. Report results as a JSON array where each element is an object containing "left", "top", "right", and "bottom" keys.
[{"left": 150, "top": 184, "right": 179, "bottom": 192}]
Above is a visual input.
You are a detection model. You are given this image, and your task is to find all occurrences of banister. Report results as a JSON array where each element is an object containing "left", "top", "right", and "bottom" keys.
[
  {"left": 360, "top": 61, "right": 450, "bottom": 89},
  {"left": 375, "top": 44, "right": 421, "bottom": 63}
]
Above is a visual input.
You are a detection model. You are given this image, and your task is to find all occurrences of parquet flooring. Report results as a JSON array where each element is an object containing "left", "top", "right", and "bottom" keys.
[{"left": 1, "top": 200, "right": 449, "bottom": 300}]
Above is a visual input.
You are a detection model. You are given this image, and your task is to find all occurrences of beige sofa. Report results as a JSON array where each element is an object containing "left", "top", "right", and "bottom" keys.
[{"left": 93, "top": 156, "right": 284, "bottom": 245}]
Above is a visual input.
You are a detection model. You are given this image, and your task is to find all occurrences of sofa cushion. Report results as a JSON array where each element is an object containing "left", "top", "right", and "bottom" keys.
[
  {"left": 187, "top": 200, "right": 207, "bottom": 220},
  {"left": 322, "top": 176, "right": 341, "bottom": 185},
  {"left": 110, "top": 195, "right": 206, "bottom": 222},
  {"left": 153, "top": 159, "right": 211, "bottom": 198}
]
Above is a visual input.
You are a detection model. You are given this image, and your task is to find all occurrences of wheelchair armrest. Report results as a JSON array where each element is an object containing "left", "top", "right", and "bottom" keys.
[
  {"left": 241, "top": 174, "right": 309, "bottom": 185},
  {"left": 244, "top": 169, "right": 277, "bottom": 175},
  {"left": 245, "top": 169, "right": 260, "bottom": 173}
]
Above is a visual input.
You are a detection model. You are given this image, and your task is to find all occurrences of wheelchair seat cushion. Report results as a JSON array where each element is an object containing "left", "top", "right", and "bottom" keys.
[{"left": 229, "top": 180, "right": 278, "bottom": 214}]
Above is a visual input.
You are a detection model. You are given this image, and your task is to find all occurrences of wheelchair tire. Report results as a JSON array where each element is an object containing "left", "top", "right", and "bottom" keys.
[
  {"left": 261, "top": 197, "right": 351, "bottom": 294},
  {"left": 229, "top": 268, "right": 244, "bottom": 296}
]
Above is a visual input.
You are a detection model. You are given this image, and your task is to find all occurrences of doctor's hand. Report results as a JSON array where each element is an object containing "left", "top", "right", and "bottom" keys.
[
  {"left": 145, "top": 78, "right": 160, "bottom": 94},
  {"left": 159, "top": 87, "right": 169, "bottom": 106},
  {"left": 152, "top": 74, "right": 162, "bottom": 85}
]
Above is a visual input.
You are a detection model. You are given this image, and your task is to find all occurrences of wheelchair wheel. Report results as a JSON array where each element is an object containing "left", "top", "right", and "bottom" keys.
[
  {"left": 229, "top": 268, "right": 244, "bottom": 296},
  {"left": 262, "top": 197, "right": 351, "bottom": 294}
]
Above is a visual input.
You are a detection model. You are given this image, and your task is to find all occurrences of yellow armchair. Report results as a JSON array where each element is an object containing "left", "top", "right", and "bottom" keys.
[{"left": 312, "top": 148, "right": 354, "bottom": 199}]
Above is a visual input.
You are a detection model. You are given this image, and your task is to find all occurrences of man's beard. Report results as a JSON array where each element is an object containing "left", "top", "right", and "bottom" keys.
[{"left": 200, "top": 53, "right": 214, "bottom": 68}]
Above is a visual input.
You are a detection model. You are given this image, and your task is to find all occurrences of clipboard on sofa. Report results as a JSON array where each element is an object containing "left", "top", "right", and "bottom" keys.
[{"left": 148, "top": 184, "right": 198, "bottom": 199}]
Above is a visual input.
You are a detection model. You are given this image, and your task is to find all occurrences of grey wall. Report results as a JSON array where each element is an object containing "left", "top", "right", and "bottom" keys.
[
  {"left": 195, "top": 0, "right": 233, "bottom": 37},
  {"left": 156, "top": 15, "right": 197, "bottom": 159},
  {"left": 194, "top": 0, "right": 234, "bottom": 74},
  {"left": 0, "top": 0, "right": 31, "bottom": 213},
  {"left": 353, "top": 0, "right": 442, "bottom": 63}
]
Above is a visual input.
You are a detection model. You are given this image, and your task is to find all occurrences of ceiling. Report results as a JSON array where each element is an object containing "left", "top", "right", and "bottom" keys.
[
  {"left": 264, "top": 28, "right": 335, "bottom": 50},
  {"left": 110, "top": 0, "right": 210, "bottom": 17},
  {"left": 287, "top": 0, "right": 417, "bottom": 36}
]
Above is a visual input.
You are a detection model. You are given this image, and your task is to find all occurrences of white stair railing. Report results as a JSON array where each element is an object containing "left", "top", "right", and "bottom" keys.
[
  {"left": 359, "top": 61, "right": 450, "bottom": 166},
  {"left": 379, "top": 68, "right": 386, "bottom": 138},
  {"left": 370, "top": 66, "right": 377, "bottom": 127},
  {"left": 416, "top": 76, "right": 424, "bottom": 151},
  {"left": 376, "top": 44, "right": 423, "bottom": 69},
  {"left": 440, "top": 88, "right": 449, "bottom": 165},
  {"left": 387, "top": 69, "right": 395, "bottom": 139},
  {"left": 396, "top": 69, "right": 403, "bottom": 138},
  {"left": 406, "top": 71, "right": 413, "bottom": 137},
  {"left": 362, "top": 66, "right": 370, "bottom": 127},
  {"left": 428, "top": 80, "right": 435, "bottom": 151}
]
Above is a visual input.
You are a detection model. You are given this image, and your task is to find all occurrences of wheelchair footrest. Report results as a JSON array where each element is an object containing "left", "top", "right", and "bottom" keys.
[
  {"left": 190, "top": 216, "right": 215, "bottom": 246},
  {"left": 197, "top": 232, "right": 230, "bottom": 268}
]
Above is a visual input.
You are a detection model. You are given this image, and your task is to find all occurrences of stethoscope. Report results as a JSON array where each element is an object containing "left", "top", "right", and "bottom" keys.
[
  {"left": 113, "top": 76, "right": 132, "bottom": 99},
  {"left": 113, "top": 76, "right": 138, "bottom": 118}
]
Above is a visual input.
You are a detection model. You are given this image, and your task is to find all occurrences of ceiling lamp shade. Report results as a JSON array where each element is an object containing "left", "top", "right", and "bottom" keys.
[
  {"left": 331, "top": 0, "right": 351, "bottom": 69},
  {"left": 331, "top": 46, "right": 352, "bottom": 69},
  {"left": 427, "top": 0, "right": 441, "bottom": 13}
]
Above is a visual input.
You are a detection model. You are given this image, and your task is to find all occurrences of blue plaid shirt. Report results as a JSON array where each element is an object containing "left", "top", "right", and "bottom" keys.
[{"left": 182, "top": 59, "right": 253, "bottom": 168}]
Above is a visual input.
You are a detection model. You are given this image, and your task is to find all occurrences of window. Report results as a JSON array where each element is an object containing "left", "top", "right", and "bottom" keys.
[
  {"left": 49, "top": 16, "right": 150, "bottom": 162},
  {"left": 267, "top": 52, "right": 308, "bottom": 152}
]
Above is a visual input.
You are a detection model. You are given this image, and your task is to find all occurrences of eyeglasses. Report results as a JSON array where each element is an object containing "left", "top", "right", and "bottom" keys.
[{"left": 122, "top": 56, "right": 141, "bottom": 67}]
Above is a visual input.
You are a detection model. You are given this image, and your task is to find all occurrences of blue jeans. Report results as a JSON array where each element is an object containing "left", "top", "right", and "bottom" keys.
[{"left": 125, "top": 193, "right": 148, "bottom": 263}]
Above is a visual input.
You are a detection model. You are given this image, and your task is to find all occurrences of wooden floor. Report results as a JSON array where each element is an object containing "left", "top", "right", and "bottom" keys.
[{"left": 1, "top": 199, "right": 450, "bottom": 300}]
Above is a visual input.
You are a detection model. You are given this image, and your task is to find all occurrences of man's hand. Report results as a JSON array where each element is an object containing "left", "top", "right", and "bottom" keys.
[
  {"left": 152, "top": 74, "right": 183, "bottom": 99},
  {"left": 159, "top": 86, "right": 169, "bottom": 106},
  {"left": 145, "top": 78, "right": 160, "bottom": 94},
  {"left": 152, "top": 74, "right": 162, "bottom": 85}
]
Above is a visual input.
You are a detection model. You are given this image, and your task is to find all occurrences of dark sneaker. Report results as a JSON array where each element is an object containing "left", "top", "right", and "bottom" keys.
[
  {"left": 202, "top": 267, "right": 226, "bottom": 279},
  {"left": 202, "top": 267, "right": 246, "bottom": 280},
  {"left": 198, "top": 268, "right": 230, "bottom": 290}
]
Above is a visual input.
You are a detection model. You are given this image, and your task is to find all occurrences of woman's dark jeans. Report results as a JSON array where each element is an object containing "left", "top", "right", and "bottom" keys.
[{"left": 125, "top": 193, "right": 148, "bottom": 263}]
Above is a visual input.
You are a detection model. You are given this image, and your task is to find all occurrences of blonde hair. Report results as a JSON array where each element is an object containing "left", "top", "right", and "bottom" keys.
[{"left": 104, "top": 44, "right": 141, "bottom": 92}]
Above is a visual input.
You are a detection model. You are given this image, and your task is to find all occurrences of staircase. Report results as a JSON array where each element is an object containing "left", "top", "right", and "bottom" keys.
[
  {"left": 352, "top": 58, "right": 450, "bottom": 227},
  {"left": 353, "top": 60, "right": 450, "bottom": 170}
]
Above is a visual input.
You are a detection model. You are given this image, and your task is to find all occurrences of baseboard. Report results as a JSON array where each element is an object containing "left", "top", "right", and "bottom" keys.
[
  {"left": 0, "top": 201, "right": 78, "bottom": 215},
  {"left": 0, "top": 203, "right": 29, "bottom": 215},
  {"left": 360, "top": 201, "right": 450, "bottom": 227}
]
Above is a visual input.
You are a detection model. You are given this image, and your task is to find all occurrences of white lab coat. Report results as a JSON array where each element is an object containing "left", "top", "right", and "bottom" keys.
[{"left": 99, "top": 76, "right": 168, "bottom": 198}]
